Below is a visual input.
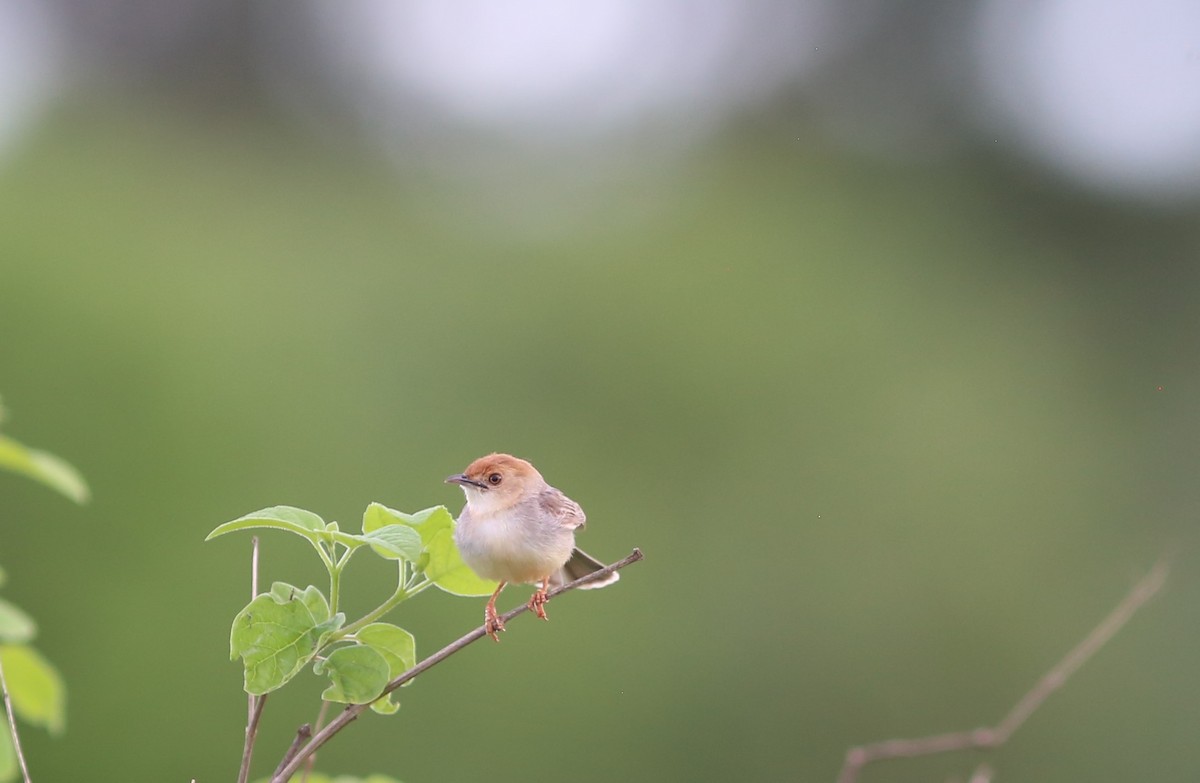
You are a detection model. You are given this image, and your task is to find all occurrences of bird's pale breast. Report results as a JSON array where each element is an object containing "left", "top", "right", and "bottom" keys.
[{"left": 454, "top": 500, "right": 576, "bottom": 585}]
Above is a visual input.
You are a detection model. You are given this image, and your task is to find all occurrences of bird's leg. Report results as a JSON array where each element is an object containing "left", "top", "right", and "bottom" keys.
[
  {"left": 528, "top": 576, "right": 550, "bottom": 621},
  {"left": 485, "top": 581, "right": 507, "bottom": 642}
]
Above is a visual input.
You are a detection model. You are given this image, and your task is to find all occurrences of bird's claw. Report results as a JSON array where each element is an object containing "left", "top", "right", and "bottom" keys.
[
  {"left": 528, "top": 589, "right": 549, "bottom": 621},
  {"left": 484, "top": 608, "right": 505, "bottom": 642}
]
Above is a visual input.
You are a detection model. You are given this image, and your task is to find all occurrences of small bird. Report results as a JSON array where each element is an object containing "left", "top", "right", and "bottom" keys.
[{"left": 447, "top": 453, "right": 618, "bottom": 641}]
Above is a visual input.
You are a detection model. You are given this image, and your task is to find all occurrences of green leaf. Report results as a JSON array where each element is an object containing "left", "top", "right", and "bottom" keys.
[
  {"left": 364, "top": 504, "right": 447, "bottom": 547},
  {"left": 207, "top": 506, "right": 326, "bottom": 543},
  {"left": 0, "top": 600, "right": 35, "bottom": 643},
  {"left": 356, "top": 622, "right": 415, "bottom": 713},
  {"left": 424, "top": 527, "right": 497, "bottom": 596},
  {"left": 0, "top": 644, "right": 66, "bottom": 734},
  {"left": 0, "top": 434, "right": 89, "bottom": 504},
  {"left": 363, "top": 503, "right": 412, "bottom": 561},
  {"left": 373, "top": 505, "right": 496, "bottom": 596},
  {"left": 316, "top": 645, "right": 390, "bottom": 704},
  {"left": 362, "top": 502, "right": 409, "bottom": 534},
  {"left": 370, "top": 694, "right": 400, "bottom": 715},
  {"left": 356, "top": 623, "right": 416, "bottom": 678},
  {"left": 358, "top": 525, "right": 422, "bottom": 562},
  {"left": 230, "top": 583, "right": 341, "bottom": 695}
]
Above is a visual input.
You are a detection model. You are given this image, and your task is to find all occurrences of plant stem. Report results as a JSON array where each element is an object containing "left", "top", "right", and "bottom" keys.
[
  {"left": 328, "top": 566, "right": 342, "bottom": 616},
  {"left": 270, "top": 547, "right": 645, "bottom": 783},
  {"left": 237, "top": 694, "right": 268, "bottom": 783},
  {"left": 237, "top": 537, "right": 265, "bottom": 783},
  {"left": 307, "top": 539, "right": 334, "bottom": 572},
  {"left": 338, "top": 582, "right": 416, "bottom": 637}
]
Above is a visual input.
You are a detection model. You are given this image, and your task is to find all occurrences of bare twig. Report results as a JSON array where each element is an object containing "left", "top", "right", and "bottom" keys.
[
  {"left": 273, "top": 724, "right": 312, "bottom": 780},
  {"left": 0, "top": 650, "right": 32, "bottom": 783},
  {"left": 237, "top": 537, "right": 264, "bottom": 783},
  {"left": 270, "top": 547, "right": 645, "bottom": 783},
  {"left": 300, "top": 701, "right": 331, "bottom": 783},
  {"left": 836, "top": 561, "right": 1168, "bottom": 783},
  {"left": 237, "top": 694, "right": 268, "bottom": 783}
]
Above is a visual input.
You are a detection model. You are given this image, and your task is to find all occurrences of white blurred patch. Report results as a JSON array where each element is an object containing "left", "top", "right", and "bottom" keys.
[
  {"left": 262, "top": 0, "right": 836, "bottom": 239},
  {"left": 304, "top": 0, "right": 831, "bottom": 142},
  {"left": 975, "top": 0, "right": 1200, "bottom": 200},
  {"left": 0, "top": 0, "right": 59, "bottom": 158}
]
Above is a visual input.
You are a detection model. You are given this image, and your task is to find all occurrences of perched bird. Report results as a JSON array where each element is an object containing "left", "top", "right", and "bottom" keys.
[{"left": 447, "top": 453, "right": 619, "bottom": 641}]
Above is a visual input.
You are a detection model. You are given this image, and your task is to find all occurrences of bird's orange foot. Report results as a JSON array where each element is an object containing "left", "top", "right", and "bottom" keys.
[
  {"left": 528, "top": 588, "right": 549, "bottom": 621},
  {"left": 484, "top": 607, "right": 506, "bottom": 642}
]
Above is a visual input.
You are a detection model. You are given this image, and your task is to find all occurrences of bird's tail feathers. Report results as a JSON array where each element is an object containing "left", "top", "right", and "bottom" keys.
[{"left": 554, "top": 547, "right": 620, "bottom": 590}]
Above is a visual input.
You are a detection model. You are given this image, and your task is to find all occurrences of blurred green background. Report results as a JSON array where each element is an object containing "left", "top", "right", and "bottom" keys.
[{"left": 2, "top": 3, "right": 1200, "bottom": 781}]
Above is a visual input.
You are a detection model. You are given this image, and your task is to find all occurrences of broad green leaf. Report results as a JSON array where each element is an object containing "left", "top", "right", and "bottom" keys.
[
  {"left": 358, "top": 525, "right": 422, "bottom": 562},
  {"left": 230, "top": 583, "right": 339, "bottom": 695},
  {"left": 0, "top": 600, "right": 35, "bottom": 643},
  {"left": 363, "top": 503, "right": 417, "bottom": 561},
  {"left": 0, "top": 434, "right": 89, "bottom": 504},
  {"left": 0, "top": 644, "right": 65, "bottom": 734},
  {"left": 316, "top": 645, "right": 389, "bottom": 704},
  {"left": 423, "top": 527, "right": 497, "bottom": 596},
  {"left": 357, "top": 621, "right": 415, "bottom": 715},
  {"left": 372, "top": 505, "right": 496, "bottom": 595},
  {"left": 206, "top": 506, "right": 327, "bottom": 543},
  {"left": 270, "top": 582, "right": 337, "bottom": 626},
  {"left": 0, "top": 722, "right": 14, "bottom": 782},
  {"left": 356, "top": 623, "right": 416, "bottom": 678},
  {"left": 364, "top": 504, "right": 449, "bottom": 548},
  {"left": 362, "top": 502, "right": 412, "bottom": 533},
  {"left": 370, "top": 693, "right": 400, "bottom": 715}
]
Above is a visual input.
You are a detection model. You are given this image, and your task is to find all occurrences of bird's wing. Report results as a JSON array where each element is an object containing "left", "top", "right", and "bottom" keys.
[{"left": 540, "top": 486, "right": 587, "bottom": 530}]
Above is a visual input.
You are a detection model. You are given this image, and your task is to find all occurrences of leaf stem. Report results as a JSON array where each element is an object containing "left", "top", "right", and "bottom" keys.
[
  {"left": 338, "top": 581, "right": 417, "bottom": 637},
  {"left": 308, "top": 539, "right": 334, "bottom": 572},
  {"left": 328, "top": 547, "right": 357, "bottom": 615}
]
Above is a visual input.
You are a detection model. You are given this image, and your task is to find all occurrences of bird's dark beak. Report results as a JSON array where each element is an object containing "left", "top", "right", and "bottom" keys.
[{"left": 445, "top": 473, "right": 486, "bottom": 489}]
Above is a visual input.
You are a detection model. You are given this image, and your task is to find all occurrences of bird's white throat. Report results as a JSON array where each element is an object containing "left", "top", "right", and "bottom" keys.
[{"left": 461, "top": 487, "right": 511, "bottom": 517}]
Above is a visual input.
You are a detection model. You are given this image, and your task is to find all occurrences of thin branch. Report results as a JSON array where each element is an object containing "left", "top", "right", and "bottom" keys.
[
  {"left": 0, "top": 651, "right": 32, "bottom": 783},
  {"left": 273, "top": 724, "right": 312, "bottom": 780},
  {"left": 300, "top": 701, "right": 331, "bottom": 783},
  {"left": 270, "top": 547, "right": 645, "bottom": 783},
  {"left": 237, "top": 537, "right": 264, "bottom": 783},
  {"left": 237, "top": 694, "right": 268, "bottom": 783},
  {"left": 836, "top": 560, "right": 1168, "bottom": 783}
]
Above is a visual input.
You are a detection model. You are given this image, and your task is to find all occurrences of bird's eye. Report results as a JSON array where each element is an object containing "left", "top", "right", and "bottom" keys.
[{"left": 487, "top": 473, "right": 502, "bottom": 485}]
